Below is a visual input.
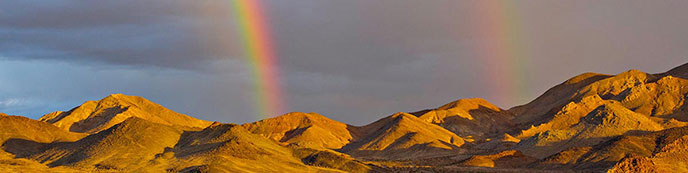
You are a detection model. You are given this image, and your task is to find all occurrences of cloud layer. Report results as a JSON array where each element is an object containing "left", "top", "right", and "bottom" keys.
[{"left": 1, "top": 0, "right": 687, "bottom": 125}]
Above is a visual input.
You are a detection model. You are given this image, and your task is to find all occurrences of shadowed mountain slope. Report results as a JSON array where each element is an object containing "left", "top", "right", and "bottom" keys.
[
  {"left": 149, "top": 123, "right": 347, "bottom": 172},
  {"left": 39, "top": 94, "right": 213, "bottom": 133},
  {"left": 660, "top": 62, "right": 688, "bottom": 79},
  {"left": 509, "top": 72, "right": 612, "bottom": 126},
  {"left": 242, "top": 112, "right": 359, "bottom": 149},
  {"left": 14, "top": 117, "right": 185, "bottom": 171}
]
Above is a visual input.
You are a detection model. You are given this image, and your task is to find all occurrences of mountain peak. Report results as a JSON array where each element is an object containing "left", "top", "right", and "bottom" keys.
[
  {"left": 616, "top": 69, "right": 651, "bottom": 79},
  {"left": 246, "top": 112, "right": 341, "bottom": 129},
  {"left": 273, "top": 112, "right": 329, "bottom": 122},
  {"left": 436, "top": 98, "right": 502, "bottom": 111},
  {"left": 415, "top": 98, "right": 502, "bottom": 122},
  {"left": 100, "top": 93, "right": 154, "bottom": 107},
  {"left": 38, "top": 94, "right": 212, "bottom": 133},
  {"left": 242, "top": 112, "right": 357, "bottom": 149},
  {"left": 106, "top": 93, "right": 126, "bottom": 98}
]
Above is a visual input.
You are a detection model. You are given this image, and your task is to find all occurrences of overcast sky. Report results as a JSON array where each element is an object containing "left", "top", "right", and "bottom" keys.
[{"left": 1, "top": 0, "right": 687, "bottom": 125}]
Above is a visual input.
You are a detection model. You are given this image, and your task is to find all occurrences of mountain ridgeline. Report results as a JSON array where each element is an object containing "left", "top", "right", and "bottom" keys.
[{"left": 1, "top": 63, "right": 688, "bottom": 172}]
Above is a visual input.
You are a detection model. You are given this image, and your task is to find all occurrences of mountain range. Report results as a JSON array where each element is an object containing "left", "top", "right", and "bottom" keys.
[{"left": 1, "top": 63, "right": 688, "bottom": 172}]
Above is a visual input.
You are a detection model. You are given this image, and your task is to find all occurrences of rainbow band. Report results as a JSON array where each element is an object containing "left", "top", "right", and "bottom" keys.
[
  {"left": 232, "top": 0, "right": 285, "bottom": 119},
  {"left": 472, "top": 1, "right": 531, "bottom": 106}
]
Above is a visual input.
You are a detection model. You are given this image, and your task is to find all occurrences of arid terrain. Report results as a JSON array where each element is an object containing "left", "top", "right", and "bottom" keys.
[{"left": 1, "top": 63, "right": 688, "bottom": 172}]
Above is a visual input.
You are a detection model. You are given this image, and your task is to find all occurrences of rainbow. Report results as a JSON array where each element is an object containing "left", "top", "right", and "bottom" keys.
[
  {"left": 470, "top": 1, "right": 532, "bottom": 106},
  {"left": 231, "top": 0, "right": 285, "bottom": 119}
]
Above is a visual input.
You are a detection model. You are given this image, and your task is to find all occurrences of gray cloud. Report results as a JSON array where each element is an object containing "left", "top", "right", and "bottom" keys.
[
  {"left": 1, "top": 0, "right": 687, "bottom": 125},
  {"left": 0, "top": 0, "right": 242, "bottom": 69}
]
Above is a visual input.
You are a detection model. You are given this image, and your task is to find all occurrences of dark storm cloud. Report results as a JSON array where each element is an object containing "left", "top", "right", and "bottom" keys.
[
  {"left": 1, "top": 0, "right": 688, "bottom": 125},
  {"left": 1, "top": 0, "right": 469, "bottom": 74},
  {"left": 0, "top": 0, "right": 241, "bottom": 69},
  {"left": 2, "top": 1, "right": 183, "bottom": 29}
]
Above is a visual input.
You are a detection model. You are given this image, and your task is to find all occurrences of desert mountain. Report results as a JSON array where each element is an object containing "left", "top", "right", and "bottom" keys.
[
  {"left": 508, "top": 65, "right": 688, "bottom": 157},
  {"left": 39, "top": 94, "right": 213, "bottom": 133},
  {"left": 341, "top": 112, "right": 464, "bottom": 159},
  {"left": 242, "top": 112, "right": 359, "bottom": 149},
  {"left": 0, "top": 63, "right": 687, "bottom": 172},
  {"left": 411, "top": 98, "right": 516, "bottom": 140}
]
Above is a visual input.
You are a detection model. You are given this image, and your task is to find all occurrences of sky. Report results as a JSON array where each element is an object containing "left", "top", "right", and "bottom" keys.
[{"left": 1, "top": 0, "right": 687, "bottom": 125}]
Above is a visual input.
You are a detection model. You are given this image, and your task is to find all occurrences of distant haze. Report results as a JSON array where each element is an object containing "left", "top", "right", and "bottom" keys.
[{"left": 1, "top": 0, "right": 687, "bottom": 125}]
